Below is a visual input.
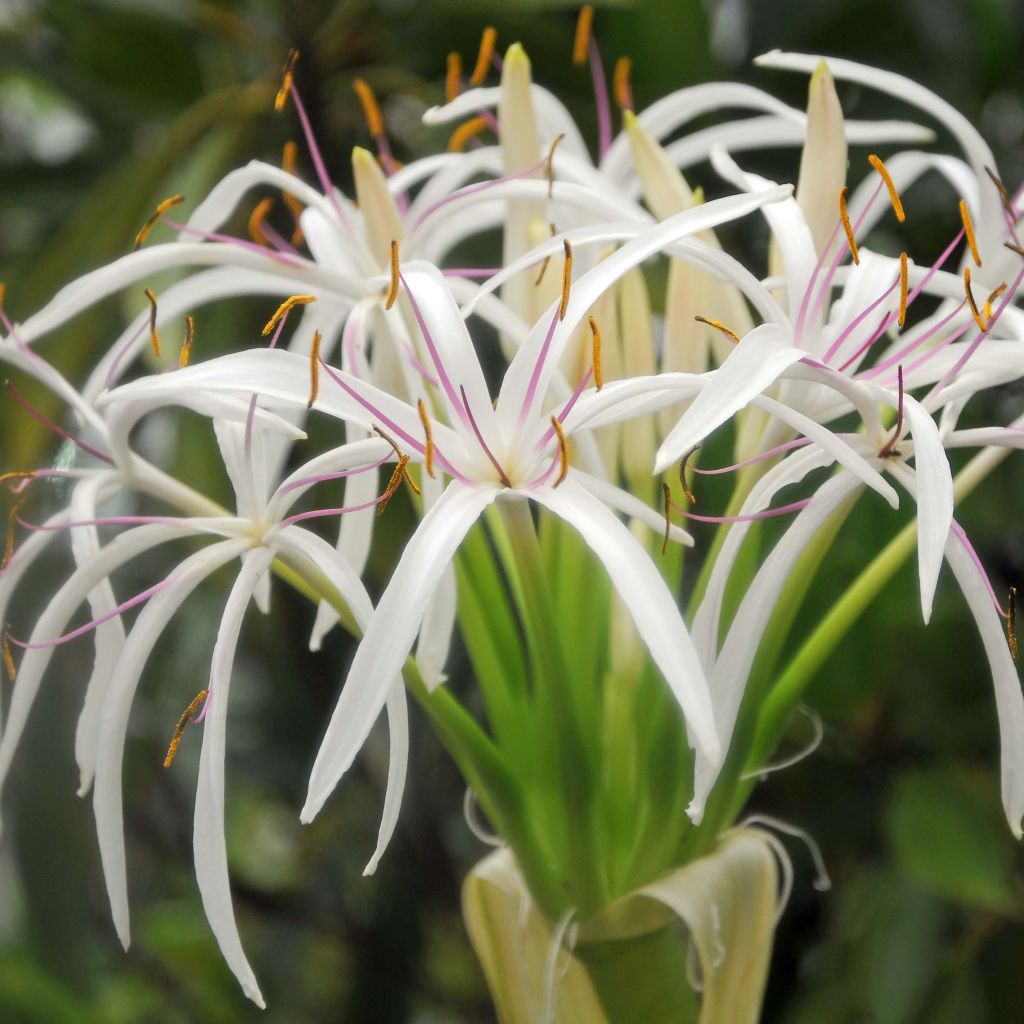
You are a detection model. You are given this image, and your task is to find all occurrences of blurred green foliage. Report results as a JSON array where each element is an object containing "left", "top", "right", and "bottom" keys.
[{"left": 1, "top": 0, "right": 1023, "bottom": 1021}]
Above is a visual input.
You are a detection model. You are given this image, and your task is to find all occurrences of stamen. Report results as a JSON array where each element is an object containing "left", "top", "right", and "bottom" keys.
[
  {"left": 574, "top": 5, "right": 595, "bottom": 66},
  {"left": 371, "top": 424, "right": 422, "bottom": 495},
  {"left": 4, "top": 380, "right": 113, "bottom": 464},
  {"left": 275, "top": 49, "right": 299, "bottom": 112},
  {"left": 376, "top": 456, "right": 411, "bottom": 516},
  {"left": 2, "top": 627, "right": 16, "bottom": 681},
  {"left": 469, "top": 27, "right": 497, "bottom": 86},
  {"left": 959, "top": 199, "right": 981, "bottom": 266},
  {"left": 587, "top": 315, "right": 603, "bottom": 390},
  {"left": 386, "top": 239, "right": 400, "bottom": 310},
  {"left": 248, "top": 196, "right": 275, "bottom": 247},
  {"left": 545, "top": 133, "right": 565, "bottom": 199},
  {"left": 262, "top": 294, "right": 317, "bottom": 336},
  {"left": 459, "top": 386, "right": 512, "bottom": 488},
  {"left": 0, "top": 470, "right": 36, "bottom": 491},
  {"left": 559, "top": 239, "right": 573, "bottom": 320},
  {"left": 3, "top": 496, "right": 26, "bottom": 569},
  {"left": 353, "top": 77, "right": 384, "bottom": 139},
  {"left": 985, "top": 166, "right": 1018, "bottom": 222},
  {"left": 179, "top": 315, "right": 195, "bottom": 368},
  {"left": 613, "top": 56, "right": 633, "bottom": 112},
  {"left": 1009, "top": 586, "right": 1018, "bottom": 662},
  {"left": 550, "top": 415, "right": 569, "bottom": 486},
  {"left": 281, "top": 141, "right": 305, "bottom": 244},
  {"left": 878, "top": 364, "right": 904, "bottom": 458},
  {"left": 417, "top": 398, "right": 436, "bottom": 477},
  {"left": 984, "top": 282, "right": 1007, "bottom": 321},
  {"left": 838, "top": 186, "right": 860, "bottom": 265},
  {"left": 963, "top": 266, "right": 988, "bottom": 333},
  {"left": 448, "top": 115, "right": 490, "bottom": 152},
  {"left": 1005, "top": 241, "right": 1024, "bottom": 258},
  {"left": 133, "top": 194, "right": 184, "bottom": 250},
  {"left": 678, "top": 449, "right": 699, "bottom": 505},
  {"left": 867, "top": 154, "right": 906, "bottom": 222},
  {"left": 163, "top": 689, "right": 209, "bottom": 768},
  {"left": 694, "top": 315, "right": 739, "bottom": 344},
  {"left": 898, "top": 251, "right": 908, "bottom": 328},
  {"left": 307, "top": 330, "right": 321, "bottom": 409},
  {"left": 533, "top": 222, "right": 557, "bottom": 286},
  {"left": 661, "top": 482, "right": 672, "bottom": 556},
  {"left": 144, "top": 288, "right": 161, "bottom": 357},
  {"left": 446, "top": 51, "right": 462, "bottom": 103}
]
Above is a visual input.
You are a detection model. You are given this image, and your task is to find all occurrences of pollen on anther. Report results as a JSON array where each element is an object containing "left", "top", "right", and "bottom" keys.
[
  {"left": 678, "top": 450, "right": 698, "bottom": 505},
  {"left": 559, "top": 239, "right": 573, "bottom": 320},
  {"left": 1009, "top": 586, "right": 1018, "bottom": 662},
  {"left": 694, "top": 315, "right": 739, "bottom": 344},
  {"left": 963, "top": 266, "right": 988, "bottom": 333},
  {"left": 550, "top": 415, "right": 570, "bottom": 487},
  {"left": 134, "top": 194, "right": 184, "bottom": 250},
  {"left": 898, "top": 252, "right": 908, "bottom": 328},
  {"left": 417, "top": 398, "right": 436, "bottom": 478},
  {"left": 984, "top": 282, "right": 1007, "bottom": 321},
  {"left": 446, "top": 52, "right": 463, "bottom": 103},
  {"left": 574, "top": 5, "right": 595, "bottom": 66},
  {"left": 248, "top": 196, "right": 275, "bottom": 247},
  {"left": 2, "top": 626, "right": 17, "bottom": 681},
  {"left": 386, "top": 240, "right": 401, "bottom": 310},
  {"left": 588, "top": 315, "right": 603, "bottom": 390},
  {"left": 275, "top": 49, "right": 299, "bottom": 113},
  {"left": 447, "top": 116, "right": 490, "bottom": 152},
  {"left": 143, "top": 288, "right": 161, "bottom": 357},
  {"left": 372, "top": 425, "right": 421, "bottom": 497},
  {"left": 985, "top": 167, "right": 1019, "bottom": 222},
  {"left": 613, "top": 57, "right": 634, "bottom": 112},
  {"left": 377, "top": 455, "right": 414, "bottom": 516},
  {"left": 868, "top": 154, "right": 906, "bottom": 222},
  {"left": 353, "top": 78, "right": 384, "bottom": 138},
  {"left": 179, "top": 315, "right": 195, "bottom": 368},
  {"left": 163, "top": 689, "right": 209, "bottom": 768},
  {"left": 838, "top": 186, "right": 860, "bottom": 265},
  {"left": 262, "top": 294, "right": 317, "bottom": 336},
  {"left": 307, "top": 330, "right": 321, "bottom": 409},
  {"left": 3, "top": 496, "right": 26, "bottom": 570},
  {"left": 469, "top": 26, "right": 497, "bottom": 87},
  {"left": 959, "top": 199, "right": 982, "bottom": 266},
  {"left": 533, "top": 223, "right": 558, "bottom": 286}
]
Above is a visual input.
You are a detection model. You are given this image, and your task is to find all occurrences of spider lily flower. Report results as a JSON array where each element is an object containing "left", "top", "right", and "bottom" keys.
[
  {"left": 98, "top": 188, "right": 800, "bottom": 824},
  {"left": 0, "top": 388, "right": 412, "bottom": 1004}
]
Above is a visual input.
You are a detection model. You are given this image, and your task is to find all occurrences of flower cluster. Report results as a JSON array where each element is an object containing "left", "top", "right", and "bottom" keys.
[{"left": 2, "top": 12, "right": 1022, "bottom": 1007}]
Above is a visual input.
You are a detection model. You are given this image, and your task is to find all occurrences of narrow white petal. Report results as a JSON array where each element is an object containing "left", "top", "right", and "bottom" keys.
[
  {"left": 301, "top": 484, "right": 496, "bottom": 823},
  {"left": 92, "top": 539, "right": 248, "bottom": 949},
  {"left": 655, "top": 323, "right": 807, "bottom": 474},
  {"left": 194, "top": 547, "right": 273, "bottom": 1008},
  {"left": 530, "top": 481, "right": 720, "bottom": 777}
]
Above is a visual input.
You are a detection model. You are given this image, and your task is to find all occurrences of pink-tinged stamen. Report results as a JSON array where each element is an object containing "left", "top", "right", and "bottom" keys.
[
  {"left": 927, "top": 264, "right": 1024, "bottom": 400},
  {"left": 693, "top": 438, "right": 813, "bottom": 476},
  {"left": 865, "top": 300, "right": 968, "bottom": 381},
  {"left": 410, "top": 154, "right": 547, "bottom": 232},
  {"left": 278, "top": 453, "right": 391, "bottom": 495},
  {"left": 5, "top": 381, "right": 113, "bottom": 465},
  {"left": 793, "top": 219, "right": 843, "bottom": 346},
  {"left": 442, "top": 267, "right": 503, "bottom": 278},
  {"left": 878, "top": 365, "right": 904, "bottom": 457},
  {"left": 671, "top": 496, "right": 813, "bottom": 524},
  {"left": 259, "top": 220, "right": 304, "bottom": 257},
  {"left": 526, "top": 449, "right": 563, "bottom": 490},
  {"left": 163, "top": 219, "right": 303, "bottom": 268},
  {"left": 518, "top": 306, "right": 561, "bottom": 429},
  {"left": 280, "top": 493, "right": 391, "bottom": 527},
  {"left": 803, "top": 184, "right": 885, "bottom": 343},
  {"left": 951, "top": 518, "right": 1007, "bottom": 616},
  {"left": 534, "top": 367, "right": 593, "bottom": 452},
  {"left": 588, "top": 38, "right": 613, "bottom": 160},
  {"left": 289, "top": 84, "right": 352, "bottom": 231},
  {"left": 401, "top": 341, "right": 441, "bottom": 389},
  {"left": 823, "top": 274, "right": 899, "bottom": 366},
  {"left": 460, "top": 384, "right": 511, "bottom": 487},
  {"left": 5, "top": 467, "right": 92, "bottom": 494},
  {"left": 10, "top": 573, "right": 182, "bottom": 650},
  {"left": 319, "top": 359, "right": 471, "bottom": 484},
  {"left": 399, "top": 271, "right": 472, "bottom": 431}
]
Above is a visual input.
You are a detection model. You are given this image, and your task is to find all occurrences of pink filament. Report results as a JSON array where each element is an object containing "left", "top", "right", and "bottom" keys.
[
  {"left": 692, "top": 437, "right": 812, "bottom": 476},
  {"left": 675, "top": 496, "right": 812, "bottom": 524},
  {"left": 4, "top": 380, "right": 113, "bottom": 465},
  {"left": 517, "top": 306, "right": 561, "bottom": 429},
  {"left": 588, "top": 38, "right": 612, "bottom": 160}
]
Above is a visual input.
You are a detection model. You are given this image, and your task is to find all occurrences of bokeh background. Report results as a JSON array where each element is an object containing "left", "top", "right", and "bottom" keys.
[{"left": 1, "top": 0, "right": 1023, "bottom": 1021}]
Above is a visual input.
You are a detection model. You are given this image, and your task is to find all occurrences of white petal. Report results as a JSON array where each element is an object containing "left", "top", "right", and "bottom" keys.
[
  {"left": 301, "top": 484, "right": 496, "bottom": 823},
  {"left": 194, "top": 547, "right": 273, "bottom": 1008},
  {"left": 92, "top": 538, "right": 248, "bottom": 949},
  {"left": 655, "top": 323, "right": 807, "bottom": 474},
  {"left": 530, "top": 481, "right": 720, "bottom": 780},
  {"left": 571, "top": 469, "right": 693, "bottom": 546}
]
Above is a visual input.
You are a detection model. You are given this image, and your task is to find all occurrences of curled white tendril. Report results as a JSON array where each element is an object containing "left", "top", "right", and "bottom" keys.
[{"left": 741, "top": 704, "right": 824, "bottom": 782}]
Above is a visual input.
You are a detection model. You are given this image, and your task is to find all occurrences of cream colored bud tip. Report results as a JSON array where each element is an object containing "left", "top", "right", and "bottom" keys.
[
  {"left": 503, "top": 41, "right": 530, "bottom": 70},
  {"left": 622, "top": 108, "right": 639, "bottom": 131},
  {"left": 351, "top": 145, "right": 376, "bottom": 168},
  {"left": 810, "top": 58, "right": 833, "bottom": 84}
]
